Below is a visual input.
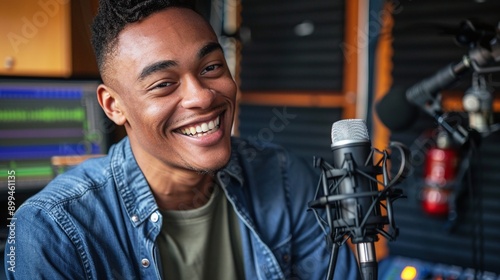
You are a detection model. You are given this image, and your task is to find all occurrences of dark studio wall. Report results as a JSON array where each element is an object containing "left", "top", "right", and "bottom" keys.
[{"left": 238, "top": 0, "right": 346, "bottom": 161}]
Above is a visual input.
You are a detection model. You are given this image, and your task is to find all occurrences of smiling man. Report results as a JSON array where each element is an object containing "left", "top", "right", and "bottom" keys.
[
  {"left": 95, "top": 6, "right": 237, "bottom": 212},
  {"left": 5, "top": 1, "right": 359, "bottom": 280}
]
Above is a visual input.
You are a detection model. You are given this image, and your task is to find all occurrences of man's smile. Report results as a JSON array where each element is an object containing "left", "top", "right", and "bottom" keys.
[{"left": 177, "top": 115, "right": 221, "bottom": 137}]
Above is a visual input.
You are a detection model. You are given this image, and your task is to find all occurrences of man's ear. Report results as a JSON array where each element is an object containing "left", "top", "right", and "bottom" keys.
[{"left": 97, "top": 84, "right": 127, "bottom": 126}]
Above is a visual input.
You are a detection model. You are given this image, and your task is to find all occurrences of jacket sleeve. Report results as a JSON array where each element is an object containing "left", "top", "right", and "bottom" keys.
[
  {"left": 5, "top": 203, "right": 87, "bottom": 280},
  {"left": 286, "top": 152, "right": 360, "bottom": 280}
]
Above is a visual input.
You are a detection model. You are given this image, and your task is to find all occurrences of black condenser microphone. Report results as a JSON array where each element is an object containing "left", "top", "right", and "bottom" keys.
[
  {"left": 330, "top": 119, "right": 380, "bottom": 280},
  {"left": 376, "top": 20, "right": 500, "bottom": 134},
  {"left": 375, "top": 59, "right": 471, "bottom": 132},
  {"left": 376, "top": 59, "right": 472, "bottom": 145},
  {"left": 308, "top": 119, "right": 408, "bottom": 280}
]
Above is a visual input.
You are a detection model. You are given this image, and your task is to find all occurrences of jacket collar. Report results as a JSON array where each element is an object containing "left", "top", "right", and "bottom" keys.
[
  {"left": 218, "top": 138, "right": 245, "bottom": 187},
  {"left": 110, "top": 137, "right": 158, "bottom": 227}
]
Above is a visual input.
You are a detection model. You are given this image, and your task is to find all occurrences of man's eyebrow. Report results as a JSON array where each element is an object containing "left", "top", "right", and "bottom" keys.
[
  {"left": 138, "top": 60, "right": 178, "bottom": 81},
  {"left": 198, "top": 42, "right": 224, "bottom": 59},
  {"left": 137, "top": 43, "right": 223, "bottom": 81}
]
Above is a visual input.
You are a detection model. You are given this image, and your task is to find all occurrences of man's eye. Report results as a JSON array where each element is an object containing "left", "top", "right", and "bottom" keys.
[
  {"left": 201, "top": 64, "right": 222, "bottom": 75},
  {"left": 153, "top": 82, "right": 173, "bottom": 89}
]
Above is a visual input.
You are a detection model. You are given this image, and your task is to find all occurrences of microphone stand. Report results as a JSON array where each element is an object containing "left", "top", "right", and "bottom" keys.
[{"left": 309, "top": 143, "right": 408, "bottom": 280}]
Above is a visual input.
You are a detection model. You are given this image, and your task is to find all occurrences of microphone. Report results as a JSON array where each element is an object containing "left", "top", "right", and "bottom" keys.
[
  {"left": 406, "top": 59, "right": 470, "bottom": 113},
  {"left": 330, "top": 119, "right": 379, "bottom": 280},
  {"left": 308, "top": 119, "right": 408, "bottom": 280},
  {"left": 376, "top": 25, "right": 500, "bottom": 140},
  {"left": 376, "top": 58, "right": 471, "bottom": 132},
  {"left": 386, "top": 19, "right": 499, "bottom": 122},
  {"left": 376, "top": 59, "right": 472, "bottom": 145}
]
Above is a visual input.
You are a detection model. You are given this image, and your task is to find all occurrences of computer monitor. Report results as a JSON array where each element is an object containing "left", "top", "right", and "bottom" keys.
[{"left": 0, "top": 79, "right": 109, "bottom": 191}]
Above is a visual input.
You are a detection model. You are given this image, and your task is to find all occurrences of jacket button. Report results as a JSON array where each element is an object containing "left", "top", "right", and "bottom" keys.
[
  {"left": 141, "top": 258, "right": 150, "bottom": 267},
  {"left": 131, "top": 215, "right": 139, "bottom": 222},
  {"left": 150, "top": 212, "right": 159, "bottom": 223}
]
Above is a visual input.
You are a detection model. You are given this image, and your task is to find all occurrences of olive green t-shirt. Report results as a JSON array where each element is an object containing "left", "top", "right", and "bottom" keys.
[{"left": 157, "top": 185, "right": 244, "bottom": 280}]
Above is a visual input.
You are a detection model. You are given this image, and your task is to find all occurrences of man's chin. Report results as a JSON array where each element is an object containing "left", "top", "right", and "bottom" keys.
[{"left": 188, "top": 153, "right": 231, "bottom": 176}]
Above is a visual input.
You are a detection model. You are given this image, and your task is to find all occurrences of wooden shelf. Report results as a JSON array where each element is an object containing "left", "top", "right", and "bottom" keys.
[{"left": 0, "top": 0, "right": 98, "bottom": 78}]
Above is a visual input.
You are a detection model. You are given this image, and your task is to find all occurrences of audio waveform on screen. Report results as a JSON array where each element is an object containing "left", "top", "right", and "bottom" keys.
[
  {"left": 0, "top": 128, "right": 84, "bottom": 139},
  {"left": 0, "top": 166, "right": 53, "bottom": 179},
  {"left": 0, "top": 80, "right": 104, "bottom": 191},
  {"left": 0, "top": 143, "right": 101, "bottom": 161},
  {"left": 0, "top": 108, "right": 85, "bottom": 122},
  {"left": 0, "top": 87, "right": 82, "bottom": 100}
]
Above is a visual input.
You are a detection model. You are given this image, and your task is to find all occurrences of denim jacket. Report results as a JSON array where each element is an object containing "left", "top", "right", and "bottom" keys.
[{"left": 5, "top": 137, "right": 359, "bottom": 280}]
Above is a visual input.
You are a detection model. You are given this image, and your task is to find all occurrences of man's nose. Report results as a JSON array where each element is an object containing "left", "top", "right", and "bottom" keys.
[{"left": 180, "top": 75, "right": 215, "bottom": 109}]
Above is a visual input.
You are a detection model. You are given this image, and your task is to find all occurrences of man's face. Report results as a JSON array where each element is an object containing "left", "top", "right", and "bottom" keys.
[{"left": 105, "top": 8, "right": 237, "bottom": 173}]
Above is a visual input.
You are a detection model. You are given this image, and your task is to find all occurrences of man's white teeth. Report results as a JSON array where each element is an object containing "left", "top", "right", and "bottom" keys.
[{"left": 181, "top": 116, "right": 220, "bottom": 137}]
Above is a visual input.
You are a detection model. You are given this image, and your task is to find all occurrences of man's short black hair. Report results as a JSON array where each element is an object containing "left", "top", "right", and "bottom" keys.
[{"left": 91, "top": 0, "right": 195, "bottom": 76}]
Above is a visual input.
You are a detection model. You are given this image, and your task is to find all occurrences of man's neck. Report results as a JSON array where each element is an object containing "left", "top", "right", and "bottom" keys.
[
  {"left": 129, "top": 146, "right": 216, "bottom": 211},
  {"left": 147, "top": 168, "right": 215, "bottom": 211}
]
